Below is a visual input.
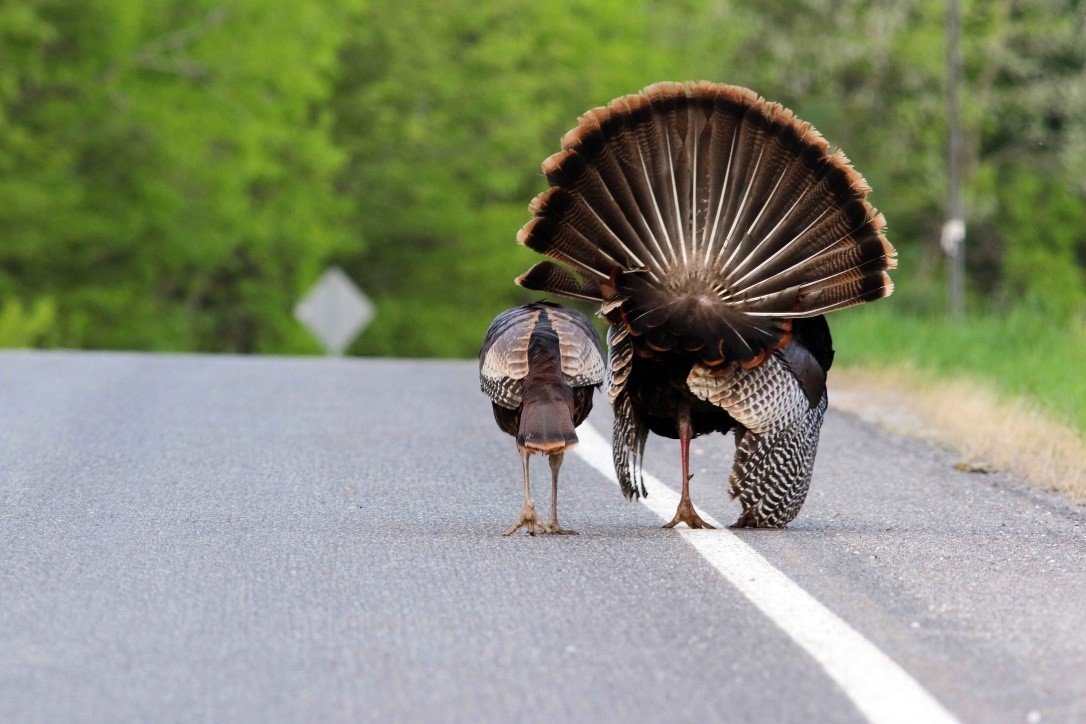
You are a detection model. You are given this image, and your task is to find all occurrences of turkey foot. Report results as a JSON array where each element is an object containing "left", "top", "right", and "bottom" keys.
[
  {"left": 504, "top": 503, "right": 548, "bottom": 536},
  {"left": 729, "top": 509, "right": 785, "bottom": 529},
  {"left": 663, "top": 497, "right": 716, "bottom": 529},
  {"left": 543, "top": 522, "right": 579, "bottom": 535},
  {"left": 729, "top": 509, "right": 759, "bottom": 529}
]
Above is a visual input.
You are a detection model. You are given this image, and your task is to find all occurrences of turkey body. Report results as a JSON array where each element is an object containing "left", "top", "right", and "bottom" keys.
[
  {"left": 515, "top": 81, "right": 894, "bottom": 528},
  {"left": 625, "top": 354, "right": 735, "bottom": 440},
  {"left": 480, "top": 302, "right": 604, "bottom": 535},
  {"left": 629, "top": 316, "right": 832, "bottom": 442}
]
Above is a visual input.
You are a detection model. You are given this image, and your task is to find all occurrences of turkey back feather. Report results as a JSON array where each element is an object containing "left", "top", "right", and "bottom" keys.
[
  {"left": 517, "top": 81, "right": 896, "bottom": 367},
  {"left": 480, "top": 302, "right": 605, "bottom": 452}
]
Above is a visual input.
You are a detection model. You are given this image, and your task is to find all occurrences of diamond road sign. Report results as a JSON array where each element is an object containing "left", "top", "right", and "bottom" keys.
[{"left": 294, "top": 267, "right": 374, "bottom": 355}]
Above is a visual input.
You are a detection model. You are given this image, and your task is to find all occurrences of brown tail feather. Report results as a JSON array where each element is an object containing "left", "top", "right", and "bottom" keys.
[
  {"left": 516, "top": 81, "right": 896, "bottom": 366},
  {"left": 517, "top": 385, "right": 578, "bottom": 453},
  {"left": 516, "top": 262, "right": 604, "bottom": 303}
]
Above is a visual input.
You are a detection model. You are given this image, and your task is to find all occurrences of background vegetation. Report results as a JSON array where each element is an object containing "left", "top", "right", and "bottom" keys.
[{"left": 2, "top": 0, "right": 1084, "bottom": 423}]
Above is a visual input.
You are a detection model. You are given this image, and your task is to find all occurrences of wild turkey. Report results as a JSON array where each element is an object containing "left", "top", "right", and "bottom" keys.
[
  {"left": 515, "top": 81, "right": 896, "bottom": 528},
  {"left": 479, "top": 302, "right": 604, "bottom": 535}
]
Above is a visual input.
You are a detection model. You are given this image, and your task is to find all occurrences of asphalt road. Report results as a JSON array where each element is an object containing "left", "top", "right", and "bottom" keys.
[{"left": 1, "top": 351, "right": 1084, "bottom": 723}]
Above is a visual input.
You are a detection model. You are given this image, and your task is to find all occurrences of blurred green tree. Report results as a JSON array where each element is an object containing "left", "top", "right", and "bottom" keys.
[
  {"left": 330, "top": 0, "right": 745, "bottom": 356},
  {"left": 0, "top": 0, "right": 359, "bottom": 352},
  {"left": 965, "top": 0, "right": 1086, "bottom": 315},
  {"left": 1, "top": 0, "right": 1083, "bottom": 355}
]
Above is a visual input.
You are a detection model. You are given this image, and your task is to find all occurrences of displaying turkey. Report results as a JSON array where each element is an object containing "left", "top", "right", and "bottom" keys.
[
  {"left": 480, "top": 302, "right": 604, "bottom": 535},
  {"left": 515, "top": 81, "right": 896, "bottom": 528}
]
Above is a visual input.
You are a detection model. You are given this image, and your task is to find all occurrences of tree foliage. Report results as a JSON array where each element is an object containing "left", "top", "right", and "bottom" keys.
[
  {"left": 1, "top": 0, "right": 356, "bottom": 352},
  {"left": 1, "top": 0, "right": 1083, "bottom": 355}
]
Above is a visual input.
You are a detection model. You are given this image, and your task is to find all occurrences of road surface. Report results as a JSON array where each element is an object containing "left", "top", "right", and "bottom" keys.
[{"left": 1, "top": 351, "right": 1084, "bottom": 722}]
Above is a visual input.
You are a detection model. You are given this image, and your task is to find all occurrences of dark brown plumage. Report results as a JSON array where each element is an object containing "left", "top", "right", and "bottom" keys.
[
  {"left": 515, "top": 82, "right": 896, "bottom": 528},
  {"left": 480, "top": 302, "right": 604, "bottom": 535}
]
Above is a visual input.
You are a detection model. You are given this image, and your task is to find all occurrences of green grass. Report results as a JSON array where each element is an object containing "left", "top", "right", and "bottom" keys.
[{"left": 831, "top": 305, "right": 1086, "bottom": 433}]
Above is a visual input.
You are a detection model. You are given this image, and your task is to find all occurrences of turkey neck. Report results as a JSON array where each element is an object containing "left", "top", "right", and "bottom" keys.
[{"left": 627, "top": 353, "right": 736, "bottom": 441}]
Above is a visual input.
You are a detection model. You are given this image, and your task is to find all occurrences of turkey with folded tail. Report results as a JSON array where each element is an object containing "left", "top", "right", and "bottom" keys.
[
  {"left": 516, "top": 81, "right": 896, "bottom": 528},
  {"left": 480, "top": 302, "right": 604, "bottom": 535}
]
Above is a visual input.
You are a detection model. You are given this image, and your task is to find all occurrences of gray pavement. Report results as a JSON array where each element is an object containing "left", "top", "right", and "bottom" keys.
[{"left": 1, "top": 351, "right": 1084, "bottom": 723}]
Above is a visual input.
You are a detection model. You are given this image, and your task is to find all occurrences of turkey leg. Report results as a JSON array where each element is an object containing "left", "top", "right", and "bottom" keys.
[
  {"left": 543, "top": 452, "right": 578, "bottom": 535},
  {"left": 663, "top": 414, "right": 715, "bottom": 529},
  {"left": 504, "top": 449, "right": 547, "bottom": 536}
]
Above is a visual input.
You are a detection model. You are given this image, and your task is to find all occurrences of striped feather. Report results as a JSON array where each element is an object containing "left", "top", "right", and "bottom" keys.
[{"left": 515, "top": 262, "right": 604, "bottom": 303}]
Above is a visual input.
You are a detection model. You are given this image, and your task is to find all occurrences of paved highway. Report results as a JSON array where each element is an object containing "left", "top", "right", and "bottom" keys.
[{"left": 1, "top": 351, "right": 1084, "bottom": 722}]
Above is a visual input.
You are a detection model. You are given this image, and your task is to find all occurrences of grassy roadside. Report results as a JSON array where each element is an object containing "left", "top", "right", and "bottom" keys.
[
  {"left": 828, "top": 306, "right": 1086, "bottom": 501},
  {"left": 832, "top": 305, "right": 1086, "bottom": 432}
]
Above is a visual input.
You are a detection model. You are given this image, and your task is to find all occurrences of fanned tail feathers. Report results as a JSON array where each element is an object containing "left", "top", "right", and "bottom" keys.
[{"left": 516, "top": 81, "right": 896, "bottom": 366}]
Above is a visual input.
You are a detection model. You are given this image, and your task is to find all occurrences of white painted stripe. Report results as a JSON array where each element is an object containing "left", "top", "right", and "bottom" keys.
[{"left": 573, "top": 421, "right": 958, "bottom": 724}]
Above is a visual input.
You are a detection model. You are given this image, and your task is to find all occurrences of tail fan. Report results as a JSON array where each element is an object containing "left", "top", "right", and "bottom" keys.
[{"left": 517, "top": 81, "right": 896, "bottom": 366}]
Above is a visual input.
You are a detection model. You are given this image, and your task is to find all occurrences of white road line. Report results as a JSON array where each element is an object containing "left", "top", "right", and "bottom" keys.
[{"left": 574, "top": 421, "right": 958, "bottom": 724}]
